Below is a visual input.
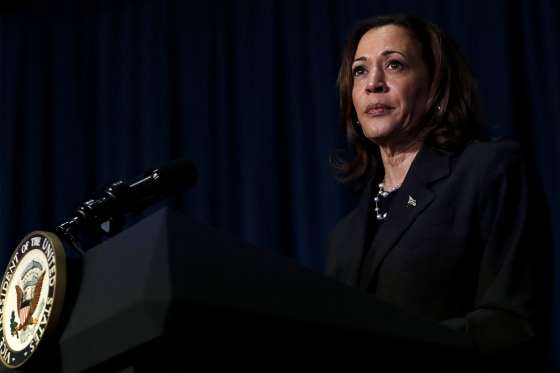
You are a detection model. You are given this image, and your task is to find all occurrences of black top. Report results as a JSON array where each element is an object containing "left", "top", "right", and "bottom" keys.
[{"left": 325, "top": 139, "right": 554, "bottom": 370}]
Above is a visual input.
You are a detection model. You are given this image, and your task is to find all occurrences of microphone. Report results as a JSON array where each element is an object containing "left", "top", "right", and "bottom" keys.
[
  {"left": 56, "top": 158, "right": 197, "bottom": 252},
  {"left": 94, "top": 158, "right": 197, "bottom": 217}
]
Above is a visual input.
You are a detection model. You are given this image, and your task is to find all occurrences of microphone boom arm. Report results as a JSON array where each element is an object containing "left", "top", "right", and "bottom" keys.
[{"left": 55, "top": 159, "right": 197, "bottom": 253}]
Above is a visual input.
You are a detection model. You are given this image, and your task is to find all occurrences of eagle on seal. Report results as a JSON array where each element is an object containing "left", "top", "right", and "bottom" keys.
[{"left": 13, "top": 270, "right": 46, "bottom": 336}]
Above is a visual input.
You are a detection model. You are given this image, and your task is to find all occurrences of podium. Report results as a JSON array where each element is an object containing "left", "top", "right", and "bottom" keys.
[{"left": 5, "top": 207, "right": 477, "bottom": 372}]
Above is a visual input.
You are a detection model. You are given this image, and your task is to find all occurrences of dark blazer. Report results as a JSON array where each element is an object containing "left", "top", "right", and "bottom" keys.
[{"left": 325, "top": 139, "right": 553, "bottom": 368}]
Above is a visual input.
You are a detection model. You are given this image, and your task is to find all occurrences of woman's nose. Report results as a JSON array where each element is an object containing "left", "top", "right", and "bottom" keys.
[{"left": 367, "top": 71, "right": 386, "bottom": 93}]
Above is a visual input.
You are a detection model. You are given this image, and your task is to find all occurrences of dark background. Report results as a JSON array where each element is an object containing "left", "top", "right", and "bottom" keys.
[{"left": 1, "top": 0, "right": 559, "bottom": 369}]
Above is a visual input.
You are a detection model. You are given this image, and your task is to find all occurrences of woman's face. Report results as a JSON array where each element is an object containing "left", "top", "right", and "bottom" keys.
[{"left": 351, "top": 25, "right": 430, "bottom": 147}]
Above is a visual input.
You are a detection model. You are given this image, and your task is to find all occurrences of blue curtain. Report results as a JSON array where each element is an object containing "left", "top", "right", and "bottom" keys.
[{"left": 2, "top": 0, "right": 559, "bottom": 367}]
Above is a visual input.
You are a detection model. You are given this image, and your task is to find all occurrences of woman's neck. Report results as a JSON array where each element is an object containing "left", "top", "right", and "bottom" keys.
[{"left": 379, "top": 142, "right": 422, "bottom": 190}]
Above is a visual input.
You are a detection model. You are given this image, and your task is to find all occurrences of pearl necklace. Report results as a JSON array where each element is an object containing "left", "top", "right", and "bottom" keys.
[{"left": 374, "top": 179, "right": 402, "bottom": 220}]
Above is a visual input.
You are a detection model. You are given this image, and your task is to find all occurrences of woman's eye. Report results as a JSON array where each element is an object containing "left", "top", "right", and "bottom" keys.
[
  {"left": 387, "top": 60, "right": 403, "bottom": 70},
  {"left": 352, "top": 66, "right": 366, "bottom": 76}
]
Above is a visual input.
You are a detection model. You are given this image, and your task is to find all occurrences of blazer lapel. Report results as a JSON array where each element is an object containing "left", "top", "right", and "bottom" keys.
[{"left": 358, "top": 146, "right": 451, "bottom": 291}]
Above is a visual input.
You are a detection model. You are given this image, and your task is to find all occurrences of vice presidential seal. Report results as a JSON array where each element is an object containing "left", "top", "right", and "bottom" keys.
[{"left": 0, "top": 231, "right": 67, "bottom": 369}]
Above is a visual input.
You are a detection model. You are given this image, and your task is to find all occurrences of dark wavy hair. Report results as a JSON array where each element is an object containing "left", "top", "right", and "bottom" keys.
[{"left": 331, "top": 13, "right": 490, "bottom": 194}]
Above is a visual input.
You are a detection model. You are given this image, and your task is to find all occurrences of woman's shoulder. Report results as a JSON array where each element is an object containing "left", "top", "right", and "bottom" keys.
[
  {"left": 465, "top": 137, "right": 524, "bottom": 153},
  {"left": 456, "top": 138, "right": 542, "bottom": 186},
  {"left": 461, "top": 137, "right": 528, "bottom": 164}
]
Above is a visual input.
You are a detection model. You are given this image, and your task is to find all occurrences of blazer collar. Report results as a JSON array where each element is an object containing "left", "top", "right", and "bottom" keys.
[{"left": 358, "top": 144, "right": 452, "bottom": 290}]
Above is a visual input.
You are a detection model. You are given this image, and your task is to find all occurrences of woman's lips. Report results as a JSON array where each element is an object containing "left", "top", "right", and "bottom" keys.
[{"left": 365, "top": 103, "right": 392, "bottom": 115}]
